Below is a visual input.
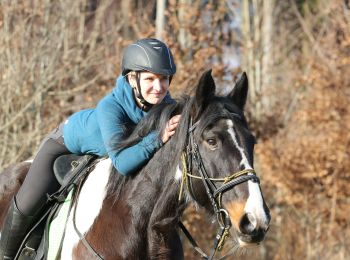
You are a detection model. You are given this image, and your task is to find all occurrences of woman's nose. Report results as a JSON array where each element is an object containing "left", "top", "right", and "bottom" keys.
[{"left": 153, "top": 79, "right": 162, "bottom": 91}]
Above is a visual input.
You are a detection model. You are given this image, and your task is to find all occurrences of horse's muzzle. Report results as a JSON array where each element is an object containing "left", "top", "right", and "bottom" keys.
[{"left": 236, "top": 212, "right": 270, "bottom": 245}]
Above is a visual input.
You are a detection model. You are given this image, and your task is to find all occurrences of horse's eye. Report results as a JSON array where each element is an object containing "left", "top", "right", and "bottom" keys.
[{"left": 206, "top": 138, "right": 217, "bottom": 146}]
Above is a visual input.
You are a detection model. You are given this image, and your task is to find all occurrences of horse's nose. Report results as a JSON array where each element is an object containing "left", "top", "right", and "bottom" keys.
[
  {"left": 239, "top": 212, "right": 270, "bottom": 236},
  {"left": 239, "top": 213, "right": 257, "bottom": 234}
]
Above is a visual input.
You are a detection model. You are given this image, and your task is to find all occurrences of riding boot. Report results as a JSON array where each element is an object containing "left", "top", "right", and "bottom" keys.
[{"left": 0, "top": 197, "right": 35, "bottom": 260}]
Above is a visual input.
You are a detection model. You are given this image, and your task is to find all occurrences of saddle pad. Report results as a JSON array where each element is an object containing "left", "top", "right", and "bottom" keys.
[{"left": 47, "top": 189, "right": 74, "bottom": 260}]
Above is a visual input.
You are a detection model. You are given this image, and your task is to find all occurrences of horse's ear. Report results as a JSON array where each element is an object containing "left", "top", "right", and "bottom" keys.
[
  {"left": 228, "top": 72, "right": 248, "bottom": 110},
  {"left": 192, "top": 69, "right": 216, "bottom": 118}
]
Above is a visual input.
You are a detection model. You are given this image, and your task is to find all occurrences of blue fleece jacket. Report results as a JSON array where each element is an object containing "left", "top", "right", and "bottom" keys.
[{"left": 63, "top": 75, "right": 174, "bottom": 175}]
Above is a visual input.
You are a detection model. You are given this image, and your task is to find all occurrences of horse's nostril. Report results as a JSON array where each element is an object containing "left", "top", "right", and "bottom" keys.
[{"left": 239, "top": 213, "right": 257, "bottom": 235}]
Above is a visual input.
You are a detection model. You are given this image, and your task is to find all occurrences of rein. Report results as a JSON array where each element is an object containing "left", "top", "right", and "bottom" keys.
[{"left": 178, "top": 117, "right": 260, "bottom": 260}]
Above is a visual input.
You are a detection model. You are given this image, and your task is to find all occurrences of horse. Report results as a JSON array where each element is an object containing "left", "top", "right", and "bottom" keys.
[{"left": 0, "top": 70, "right": 270, "bottom": 259}]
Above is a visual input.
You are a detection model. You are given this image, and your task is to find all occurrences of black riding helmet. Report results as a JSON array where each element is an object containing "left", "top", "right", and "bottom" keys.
[
  {"left": 122, "top": 38, "right": 176, "bottom": 76},
  {"left": 122, "top": 38, "right": 176, "bottom": 108}
]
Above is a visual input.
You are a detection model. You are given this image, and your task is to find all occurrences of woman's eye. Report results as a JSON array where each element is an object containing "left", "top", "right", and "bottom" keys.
[{"left": 207, "top": 138, "right": 217, "bottom": 146}]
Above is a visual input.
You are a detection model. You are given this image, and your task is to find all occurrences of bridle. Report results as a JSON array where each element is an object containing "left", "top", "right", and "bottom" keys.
[{"left": 178, "top": 116, "right": 260, "bottom": 260}]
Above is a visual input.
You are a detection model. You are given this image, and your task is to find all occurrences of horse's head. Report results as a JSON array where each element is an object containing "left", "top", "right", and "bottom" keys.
[{"left": 180, "top": 70, "right": 270, "bottom": 247}]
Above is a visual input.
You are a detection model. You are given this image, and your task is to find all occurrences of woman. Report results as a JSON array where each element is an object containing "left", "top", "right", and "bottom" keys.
[{"left": 0, "top": 38, "right": 180, "bottom": 259}]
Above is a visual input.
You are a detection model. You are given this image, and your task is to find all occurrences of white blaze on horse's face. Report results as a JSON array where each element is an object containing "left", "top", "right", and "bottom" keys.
[{"left": 225, "top": 119, "right": 270, "bottom": 245}]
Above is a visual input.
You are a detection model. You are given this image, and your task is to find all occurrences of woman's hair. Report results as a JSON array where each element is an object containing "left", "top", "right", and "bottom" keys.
[{"left": 125, "top": 72, "right": 136, "bottom": 87}]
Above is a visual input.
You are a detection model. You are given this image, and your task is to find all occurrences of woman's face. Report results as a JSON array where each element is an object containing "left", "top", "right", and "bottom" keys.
[{"left": 137, "top": 72, "right": 170, "bottom": 105}]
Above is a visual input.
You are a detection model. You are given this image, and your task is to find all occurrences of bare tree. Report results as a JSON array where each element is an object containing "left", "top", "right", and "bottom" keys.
[
  {"left": 178, "top": 0, "right": 193, "bottom": 56},
  {"left": 156, "top": 0, "right": 166, "bottom": 39},
  {"left": 241, "top": 0, "right": 295, "bottom": 129},
  {"left": 0, "top": 0, "right": 126, "bottom": 171}
]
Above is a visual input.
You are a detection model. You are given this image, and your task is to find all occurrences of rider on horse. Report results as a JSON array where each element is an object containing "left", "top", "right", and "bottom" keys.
[{"left": 0, "top": 38, "right": 181, "bottom": 259}]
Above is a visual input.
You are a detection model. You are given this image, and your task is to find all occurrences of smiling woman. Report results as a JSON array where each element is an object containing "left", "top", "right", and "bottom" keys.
[{"left": 127, "top": 72, "right": 171, "bottom": 107}]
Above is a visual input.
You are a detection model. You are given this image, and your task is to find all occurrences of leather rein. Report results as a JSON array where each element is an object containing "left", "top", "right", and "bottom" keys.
[{"left": 178, "top": 116, "right": 260, "bottom": 260}]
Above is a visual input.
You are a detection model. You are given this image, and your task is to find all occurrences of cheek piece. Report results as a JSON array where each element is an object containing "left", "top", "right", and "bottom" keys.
[{"left": 135, "top": 72, "right": 153, "bottom": 109}]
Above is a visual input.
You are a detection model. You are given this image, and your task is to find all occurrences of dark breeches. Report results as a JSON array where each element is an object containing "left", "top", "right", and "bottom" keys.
[{"left": 16, "top": 124, "right": 70, "bottom": 216}]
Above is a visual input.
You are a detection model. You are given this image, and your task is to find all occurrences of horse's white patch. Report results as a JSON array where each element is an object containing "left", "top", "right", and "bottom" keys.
[
  {"left": 245, "top": 181, "right": 269, "bottom": 228},
  {"left": 226, "top": 120, "right": 250, "bottom": 168},
  {"left": 174, "top": 165, "right": 182, "bottom": 181},
  {"left": 60, "top": 158, "right": 112, "bottom": 259},
  {"left": 226, "top": 120, "right": 269, "bottom": 228},
  {"left": 174, "top": 164, "right": 193, "bottom": 204}
]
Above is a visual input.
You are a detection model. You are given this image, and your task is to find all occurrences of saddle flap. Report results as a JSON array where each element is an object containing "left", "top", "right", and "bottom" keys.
[{"left": 53, "top": 154, "right": 89, "bottom": 185}]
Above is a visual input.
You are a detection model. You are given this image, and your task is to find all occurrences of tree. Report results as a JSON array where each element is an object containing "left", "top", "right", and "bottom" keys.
[{"left": 156, "top": 0, "right": 166, "bottom": 39}]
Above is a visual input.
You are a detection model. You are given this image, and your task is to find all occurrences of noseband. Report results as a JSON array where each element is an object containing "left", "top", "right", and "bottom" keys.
[{"left": 179, "top": 116, "right": 260, "bottom": 260}]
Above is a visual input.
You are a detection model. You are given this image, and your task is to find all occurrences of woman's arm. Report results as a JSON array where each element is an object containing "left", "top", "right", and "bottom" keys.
[{"left": 96, "top": 95, "right": 162, "bottom": 176}]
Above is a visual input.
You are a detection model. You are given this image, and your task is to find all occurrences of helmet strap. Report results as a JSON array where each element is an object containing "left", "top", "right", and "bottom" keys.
[{"left": 135, "top": 72, "right": 153, "bottom": 110}]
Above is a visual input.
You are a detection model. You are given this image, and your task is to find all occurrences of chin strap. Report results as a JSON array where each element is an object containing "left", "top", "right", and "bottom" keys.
[{"left": 135, "top": 72, "right": 153, "bottom": 109}]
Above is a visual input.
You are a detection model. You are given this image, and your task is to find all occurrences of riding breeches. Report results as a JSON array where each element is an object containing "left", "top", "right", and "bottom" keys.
[{"left": 16, "top": 123, "right": 71, "bottom": 216}]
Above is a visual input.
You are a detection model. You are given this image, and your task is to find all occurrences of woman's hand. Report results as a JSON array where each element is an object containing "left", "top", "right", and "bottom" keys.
[{"left": 161, "top": 115, "right": 181, "bottom": 143}]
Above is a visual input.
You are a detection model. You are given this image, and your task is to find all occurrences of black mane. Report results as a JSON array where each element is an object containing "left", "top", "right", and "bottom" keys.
[
  {"left": 106, "top": 95, "right": 191, "bottom": 198},
  {"left": 116, "top": 101, "right": 182, "bottom": 150}
]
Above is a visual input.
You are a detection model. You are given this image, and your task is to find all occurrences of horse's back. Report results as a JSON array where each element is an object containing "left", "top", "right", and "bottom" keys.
[{"left": 0, "top": 161, "right": 31, "bottom": 226}]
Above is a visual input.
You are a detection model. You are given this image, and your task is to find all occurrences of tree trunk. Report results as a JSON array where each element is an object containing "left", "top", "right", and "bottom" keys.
[
  {"left": 156, "top": 0, "right": 166, "bottom": 40},
  {"left": 261, "top": 0, "right": 274, "bottom": 110},
  {"left": 241, "top": 0, "right": 255, "bottom": 103},
  {"left": 241, "top": 0, "right": 276, "bottom": 121},
  {"left": 121, "top": 0, "right": 131, "bottom": 38},
  {"left": 178, "top": 0, "right": 192, "bottom": 58}
]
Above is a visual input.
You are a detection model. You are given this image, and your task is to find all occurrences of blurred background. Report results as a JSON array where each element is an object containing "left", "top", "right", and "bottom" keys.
[{"left": 0, "top": 0, "right": 349, "bottom": 259}]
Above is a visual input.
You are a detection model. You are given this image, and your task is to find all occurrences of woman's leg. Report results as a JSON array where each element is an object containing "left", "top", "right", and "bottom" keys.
[
  {"left": 0, "top": 125, "right": 70, "bottom": 259},
  {"left": 16, "top": 138, "right": 69, "bottom": 216}
]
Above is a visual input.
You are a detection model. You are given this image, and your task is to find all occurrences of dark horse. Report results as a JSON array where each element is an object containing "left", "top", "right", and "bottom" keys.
[{"left": 0, "top": 70, "right": 270, "bottom": 259}]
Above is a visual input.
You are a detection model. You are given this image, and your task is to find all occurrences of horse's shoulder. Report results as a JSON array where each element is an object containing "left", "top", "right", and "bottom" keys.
[
  {"left": 0, "top": 161, "right": 31, "bottom": 224},
  {"left": 0, "top": 161, "right": 31, "bottom": 193}
]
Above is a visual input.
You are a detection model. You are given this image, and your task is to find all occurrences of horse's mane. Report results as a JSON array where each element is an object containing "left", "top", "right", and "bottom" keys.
[
  {"left": 106, "top": 95, "right": 193, "bottom": 198},
  {"left": 117, "top": 102, "right": 182, "bottom": 150}
]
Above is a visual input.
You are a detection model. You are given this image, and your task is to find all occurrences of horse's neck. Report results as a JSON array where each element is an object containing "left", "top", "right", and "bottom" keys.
[
  {"left": 67, "top": 144, "right": 185, "bottom": 257},
  {"left": 132, "top": 150, "right": 184, "bottom": 251},
  {"left": 134, "top": 139, "right": 185, "bottom": 218}
]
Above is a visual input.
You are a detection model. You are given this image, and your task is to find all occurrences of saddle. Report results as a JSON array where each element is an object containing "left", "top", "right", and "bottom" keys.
[
  {"left": 53, "top": 154, "right": 95, "bottom": 186},
  {"left": 16, "top": 154, "right": 98, "bottom": 260}
]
